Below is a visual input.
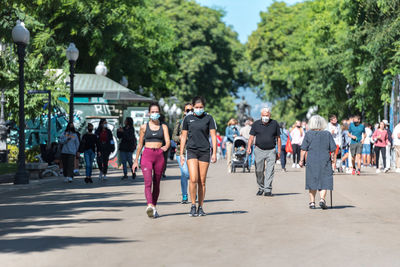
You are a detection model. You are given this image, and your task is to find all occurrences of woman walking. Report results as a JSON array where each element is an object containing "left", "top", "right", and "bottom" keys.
[
  {"left": 81, "top": 123, "right": 98, "bottom": 183},
  {"left": 95, "top": 119, "right": 115, "bottom": 181},
  {"left": 299, "top": 115, "right": 336, "bottom": 210},
  {"left": 225, "top": 119, "right": 239, "bottom": 173},
  {"left": 290, "top": 120, "right": 304, "bottom": 168},
  {"left": 172, "top": 103, "right": 193, "bottom": 204},
  {"left": 371, "top": 121, "right": 389, "bottom": 173},
  {"left": 180, "top": 96, "right": 217, "bottom": 217},
  {"left": 132, "top": 102, "right": 170, "bottom": 218},
  {"left": 117, "top": 117, "right": 137, "bottom": 179},
  {"left": 59, "top": 122, "right": 80, "bottom": 183}
]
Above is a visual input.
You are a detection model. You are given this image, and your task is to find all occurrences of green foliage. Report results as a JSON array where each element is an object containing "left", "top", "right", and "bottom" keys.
[
  {"left": 7, "top": 144, "right": 39, "bottom": 163},
  {"left": 0, "top": 163, "right": 17, "bottom": 175}
]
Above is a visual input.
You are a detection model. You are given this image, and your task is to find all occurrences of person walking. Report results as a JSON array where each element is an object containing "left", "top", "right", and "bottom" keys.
[
  {"left": 341, "top": 123, "right": 352, "bottom": 173},
  {"left": 383, "top": 120, "right": 393, "bottom": 170},
  {"left": 59, "top": 122, "right": 80, "bottom": 183},
  {"left": 132, "top": 102, "right": 170, "bottom": 218},
  {"left": 299, "top": 115, "right": 336, "bottom": 210},
  {"left": 362, "top": 124, "right": 373, "bottom": 167},
  {"left": 247, "top": 107, "right": 281, "bottom": 196},
  {"left": 81, "top": 123, "right": 98, "bottom": 183},
  {"left": 348, "top": 115, "right": 365, "bottom": 175},
  {"left": 95, "top": 118, "right": 115, "bottom": 181},
  {"left": 240, "top": 118, "right": 254, "bottom": 168},
  {"left": 327, "top": 115, "right": 342, "bottom": 172},
  {"left": 279, "top": 122, "right": 289, "bottom": 172},
  {"left": 392, "top": 121, "right": 400, "bottom": 172},
  {"left": 371, "top": 121, "right": 389, "bottom": 173},
  {"left": 180, "top": 96, "right": 217, "bottom": 217},
  {"left": 172, "top": 102, "right": 193, "bottom": 204},
  {"left": 225, "top": 119, "right": 239, "bottom": 173},
  {"left": 290, "top": 120, "right": 304, "bottom": 168},
  {"left": 117, "top": 117, "right": 137, "bottom": 180}
]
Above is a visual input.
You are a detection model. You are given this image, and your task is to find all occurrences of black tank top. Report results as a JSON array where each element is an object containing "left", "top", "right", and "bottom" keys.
[{"left": 144, "top": 122, "right": 164, "bottom": 143}]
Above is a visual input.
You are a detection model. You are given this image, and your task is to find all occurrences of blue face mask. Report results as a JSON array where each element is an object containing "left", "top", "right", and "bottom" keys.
[
  {"left": 150, "top": 113, "right": 160, "bottom": 121},
  {"left": 194, "top": 108, "right": 204, "bottom": 116}
]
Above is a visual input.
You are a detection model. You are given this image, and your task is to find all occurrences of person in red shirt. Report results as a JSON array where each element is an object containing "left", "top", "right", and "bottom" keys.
[{"left": 372, "top": 121, "right": 389, "bottom": 173}]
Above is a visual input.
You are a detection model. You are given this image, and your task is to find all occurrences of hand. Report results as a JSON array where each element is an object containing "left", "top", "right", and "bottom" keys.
[
  {"left": 276, "top": 153, "right": 280, "bottom": 161},
  {"left": 180, "top": 156, "right": 185, "bottom": 167},
  {"left": 247, "top": 147, "right": 252, "bottom": 155},
  {"left": 160, "top": 146, "right": 168, "bottom": 152},
  {"left": 117, "top": 127, "right": 123, "bottom": 132},
  {"left": 211, "top": 153, "right": 217, "bottom": 163},
  {"left": 76, "top": 152, "right": 80, "bottom": 157},
  {"left": 299, "top": 160, "right": 304, "bottom": 168},
  {"left": 98, "top": 152, "right": 101, "bottom": 157},
  {"left": 351, "top": 135, "right": 356, "bottom": 140},
  {"left": 132, "top": 161, "right": 138, "bottom": 171}
]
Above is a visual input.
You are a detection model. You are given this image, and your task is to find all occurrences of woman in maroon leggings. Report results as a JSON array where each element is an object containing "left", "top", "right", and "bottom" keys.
[{"left": 133, "top": 102, "right": 170, "bottom": 218}]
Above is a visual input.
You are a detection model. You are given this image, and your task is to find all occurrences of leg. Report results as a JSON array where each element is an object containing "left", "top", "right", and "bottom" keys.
[
  {"left": 102, "top": 151, "right": 110, "bottom": 175},
  {"left": 309, "top": 190, "right": 317, "bottom": 203},
  {"left": 84, "top": 151, "right": 90, "bottom": 177},
  {"left": 61, "top": 154, "right": 68, "bottom": 177},
  {"left": 127, "top": 152, "right": 133, "bottom": 169},
  {"left": 177, "top": 155, "right": 189, "bottom": 197},
  {"left": 254, "top": 147, "right": 267, "bottom": 191},
  {"left": 198, "top": 161, "right": 210, "bottom": 207},
  {"left": 141, "top": 150, "right": 155, "bottom": 205},
  {"left": 264, "top": 149, "right": 276, "bottom": 193},
  {"left": 396, "top": 146, "right": 400, "bottom": 168},
  {"left": 319, "top": 190, "right": 327, "bottom": 200},
  {"left": 280, "top": 145, "right": 287, "bottom": 169},
  {"left": 120, "top": 151, "right": 128, "bottom": 176},
  {"left": 381, "top": 147, "right": 387, "bottom": 169},
  {"left": 187, "top": 159, "right": 200, "bottom": 205},
  {"left": 152, "top": 150, "right": 165, "bottom": 206},
  {"left": 375, "top": 146, "right": 380, "bottom": 169},
  {"left": 226, "top": 142, "right": 233, "bottom": 171}
]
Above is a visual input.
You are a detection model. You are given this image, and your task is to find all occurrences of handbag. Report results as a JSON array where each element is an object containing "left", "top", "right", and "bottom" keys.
[{"left": 285, "top": 138, "right": 293, "bottom": 153}]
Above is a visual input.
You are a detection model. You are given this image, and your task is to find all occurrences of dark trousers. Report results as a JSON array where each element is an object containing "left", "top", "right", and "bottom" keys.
[
  {"left": 97, "top": 150, "right": 111, "bottom": 175},
  {"left": 375, "top": 146, "right": 386, "bottom": 169},
  {"left": 61, "top": 153, "right": 75, "bottom": 178},
  {"left": 292, "top": 144, "right": 301, "bottom": 164},
  {"left": 280, "top": 145, "right": 287, "bottom": 169}
]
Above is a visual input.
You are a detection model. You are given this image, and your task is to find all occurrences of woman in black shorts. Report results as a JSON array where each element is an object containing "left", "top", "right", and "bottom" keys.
[{"left": 180, "top": 96, "right": 217, "bottom": 217}]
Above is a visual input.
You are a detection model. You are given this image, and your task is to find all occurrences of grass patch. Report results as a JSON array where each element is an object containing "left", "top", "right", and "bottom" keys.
[{"left": 0, "top": 163, "right": 17, "bottom": 175}]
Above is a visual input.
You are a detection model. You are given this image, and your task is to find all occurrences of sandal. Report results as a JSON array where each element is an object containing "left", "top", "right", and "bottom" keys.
[
  {"left": 319, "top": 199, "right": 328, "bottom": 210},
  {"left": 309, "top": 202, "right": 315, "bottom": 209}
]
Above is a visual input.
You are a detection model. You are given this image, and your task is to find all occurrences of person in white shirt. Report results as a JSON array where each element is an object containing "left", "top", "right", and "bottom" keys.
[
  {"left": 290, "top": 121, "right": 304, "bottom": 168},
  {"left": 327, "top": 115, "right": 342, "bottom": 171},
  {"left": 240, "top": 118, "right": 253, "bottom": 140},
  {"left": 392, "top": 121, "right": 400, "bottom": 172},
  {"left": 362, "top": 124, "right": 373, "bottom": 167}
]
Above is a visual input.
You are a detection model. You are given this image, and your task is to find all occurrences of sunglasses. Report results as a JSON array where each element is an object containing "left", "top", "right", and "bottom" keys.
[{"left": 185, "top": 109, "right": 194, "bottom": 113}]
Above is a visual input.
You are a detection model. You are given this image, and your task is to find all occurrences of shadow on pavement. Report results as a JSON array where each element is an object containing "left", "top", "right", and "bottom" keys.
[
  {"left": 0, "top": 236, "right": 135, "bottom": 253},
  {"left": 330, "top": 205, "right": 356, "bottom": 209},
  {"left": 160, "top": 210, "right": 248, "bottom": 218},
  {"left": 272, "top": 193, "right": 301, "bottom": 196}
]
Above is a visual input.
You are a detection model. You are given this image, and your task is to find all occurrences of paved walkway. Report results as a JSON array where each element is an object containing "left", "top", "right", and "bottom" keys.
[{"left": 0, "top": 159, "right": 400, "bottom": 267}]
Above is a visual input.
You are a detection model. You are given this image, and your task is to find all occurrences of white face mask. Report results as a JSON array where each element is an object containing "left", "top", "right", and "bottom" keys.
[{"left": 262, "top": 116, "right": 270, "bottom": 123}]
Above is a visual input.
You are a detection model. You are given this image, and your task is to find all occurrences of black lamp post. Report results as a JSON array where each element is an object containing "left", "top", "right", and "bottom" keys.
[
  {"left": 12, "top": 20, "right": 30, "bottom": 184},
  {"left": 66, "top": 43, "right": 79, "bottom": 123}
]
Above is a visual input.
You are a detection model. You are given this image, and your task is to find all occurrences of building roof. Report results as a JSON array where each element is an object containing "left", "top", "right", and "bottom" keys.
[{"left": 74, "top": 74, "right": 153, "bottom": 103}]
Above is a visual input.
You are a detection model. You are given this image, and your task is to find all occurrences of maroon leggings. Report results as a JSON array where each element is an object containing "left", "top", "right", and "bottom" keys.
[{"left": 141, "top": 148, "right": 165, "bottom": 205}]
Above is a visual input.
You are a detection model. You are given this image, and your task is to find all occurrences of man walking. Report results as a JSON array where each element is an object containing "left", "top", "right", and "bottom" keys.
[
  {"left": 348, "top": 115, "right": 365, "bottom": 175},
  {"left": 247, "top": 107, "right": 281, "bottom": 196},
  {"left": 392, "top": 121, "right": 400, "bottom": 172}
]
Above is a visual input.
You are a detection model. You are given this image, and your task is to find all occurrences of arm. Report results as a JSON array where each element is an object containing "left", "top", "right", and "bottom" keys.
[
  {"left": 299, "top": 150, "right": 307, "bottom": 167},
  {"left": 172, "top": 120, "right": 181, "bottom": 144},
  {"left": 161, "top": 124, "right": 171, "bottom": 152},
  {"left": 247, "top": 135, "right": 254, "bottom": 155},
  {"left": 117, "top": 129, "right": 124, "bottom": 139},
  {"left": 180, "top": 130, "right": 188, "bottom": 166},
  {"left": 210, "top": 129, "right": 217, "bottom": 163},
  {"left": 132, "top": 125, "right": 146, "bottom": 171},
  {"left": 276, "top": 136, "right": 281, "bottom": 160},
  {"left": 59, "top": 132, "right": 68, "bottom": 144}
]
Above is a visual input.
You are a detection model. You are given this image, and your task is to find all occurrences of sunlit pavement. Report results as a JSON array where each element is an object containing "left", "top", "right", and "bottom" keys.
[{"left": 0, "top": 159, "right": 400, "bottom": 267}]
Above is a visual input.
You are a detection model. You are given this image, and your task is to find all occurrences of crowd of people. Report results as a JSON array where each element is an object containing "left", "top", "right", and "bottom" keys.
[{"left": 48, "top": 95, "right": 400, "bottom": 217}]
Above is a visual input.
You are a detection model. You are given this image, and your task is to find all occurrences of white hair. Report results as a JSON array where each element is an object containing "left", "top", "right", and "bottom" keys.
[
  {"left": 308, "top": 115, "right": 327, "bottom": 131},
  {"left": 261, "top": 107, "right": 270, "bottom": 113}
]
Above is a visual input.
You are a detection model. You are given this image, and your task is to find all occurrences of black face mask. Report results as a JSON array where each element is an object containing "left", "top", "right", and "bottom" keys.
[
  {"left": 354, "top": 121, "right": 360, "bottom": 126},
  {"left": 88, "top": 128, "right": 93, "bottom": 133},
  {"left": 296, "top": 125, "right": 301, "bottom": 128}
]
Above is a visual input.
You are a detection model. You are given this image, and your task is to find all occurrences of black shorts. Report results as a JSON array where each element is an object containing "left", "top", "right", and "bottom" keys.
[{"left": 187, "top": 149, "right": 210, "bottom": 163}]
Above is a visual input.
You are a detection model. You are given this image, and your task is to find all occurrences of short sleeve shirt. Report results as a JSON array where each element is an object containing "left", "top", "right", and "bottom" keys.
[
  {"left": 348, "top": 123, "right": 365, "bottom": 144},
  {"left": 182, "top": 113, "right": 217, "bottom": 152},
  {"left": 249, "top": 119, "right": 280, "bottom": 150}
]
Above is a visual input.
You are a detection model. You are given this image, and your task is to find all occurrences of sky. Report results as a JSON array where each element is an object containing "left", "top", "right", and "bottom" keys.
[{"left": 195, "top": 0, "right": 301, "bottom": 118}]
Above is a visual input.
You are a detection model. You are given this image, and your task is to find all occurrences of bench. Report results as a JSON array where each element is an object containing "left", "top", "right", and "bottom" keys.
[{"left": 26, "top": 162, "right": 48, "bottom": 179}]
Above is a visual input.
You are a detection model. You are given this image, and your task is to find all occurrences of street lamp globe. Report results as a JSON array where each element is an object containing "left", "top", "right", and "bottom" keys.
[
  {"left": 176, "top": 108, "right": 182, "bottom": 116},
  {"left": 163, "top": 104, "right": 169, "bottom": 113},
  {"left": 95, "top": 61, "right": 108, "bottom": 76},
  {"left": 66, "top": 43, "right": 79, "bottom": 62},
  {"left": 159, "top": 98, "right": 165, "bottom": 107},
  {"left": 12, "top": 20, "right": 30, "bottom": 44},
  {"left": 171, "top": 103, "right": 177, "bottom": 113}
]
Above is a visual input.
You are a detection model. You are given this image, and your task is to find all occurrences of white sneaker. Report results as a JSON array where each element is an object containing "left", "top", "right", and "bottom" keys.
[
  {"left": 68, "top": 177, "right": 73, "bottom": 183},
  {"left": 396, "top": 168, "right": 400, "bottom": 173},
  {"left": 292, "top": 164, "right": 296, "bottom": 168},
  {"left": 146, "top": 206, "right": 154, "bottom": 218},
  {"left": 376, "top": 169, "right": 381, "bottom": 173},
  {"left": 153, "top": 208, "right": 160, "bottom": 219},
  {"left": 346, "top": 168, "right": 352, "bottom": 174},
  {"left": 384, "top": 168, "right": 389, "bottom": 173},
  {"left": 103, "top": 175, "right": 107, "bottom": 180},
  {"left": 296, "top": 164, "right": 300, "bottom": 169}
]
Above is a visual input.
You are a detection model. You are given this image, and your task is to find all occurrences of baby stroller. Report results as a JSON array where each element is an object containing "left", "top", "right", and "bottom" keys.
[{"left": 231, "top": 136, "right": 250, "bottom": 173}]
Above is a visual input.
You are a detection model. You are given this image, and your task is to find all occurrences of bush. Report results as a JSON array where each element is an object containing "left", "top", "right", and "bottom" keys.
[{"left": 7, "top": 145, "right": 40, "bottom": 163}]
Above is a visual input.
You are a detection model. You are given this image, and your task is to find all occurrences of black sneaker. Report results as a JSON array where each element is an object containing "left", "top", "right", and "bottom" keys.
[
  {"left": 197, "top": 206, "right": 206, "bottom": 216},
  {"left": 88, "top": 178, "right": 93, "bottom": 183},
  {"left": 256, "top": 190, "right": 263, "bottom": 196},
  {"left": 189, "top": 205, "right": 197, "bottom": 217},
  {"left": 84, "top": 177, "right": 89, "bottom": 184},
  {"left": 264, "top": 192, "right": 272, "bottom": 197},
  {"left": 122, "top": 175, "right": 128, "bottom": 180},
  {"left": 319, "top": 199, "right": 328, "bottom": 210},
  {"left": 132, "top": 172, "right": 136, "bottom": 180}
]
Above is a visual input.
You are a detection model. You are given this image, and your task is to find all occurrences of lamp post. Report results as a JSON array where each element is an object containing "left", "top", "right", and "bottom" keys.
[
  {"left": 0, "top": 89, "right": 7, "bottom": 163},
  {"left": 66, "top": 43, "right": 79, "bottom": 123},
  {"left": 12, "top": 20, "right": 30, "bottom": 184}
]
